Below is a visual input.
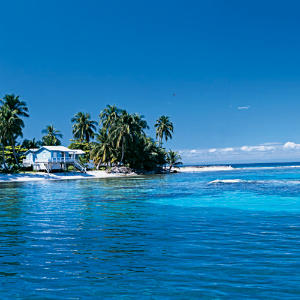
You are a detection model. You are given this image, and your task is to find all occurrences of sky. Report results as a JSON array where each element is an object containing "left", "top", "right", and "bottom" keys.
[{"left": 1, "top": 0, "right": 300, "bottom": 164}]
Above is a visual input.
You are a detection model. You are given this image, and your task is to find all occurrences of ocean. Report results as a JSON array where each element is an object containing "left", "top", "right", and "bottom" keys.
[{"left": 0, "top": 162, "right": 299, "bottom": 299}]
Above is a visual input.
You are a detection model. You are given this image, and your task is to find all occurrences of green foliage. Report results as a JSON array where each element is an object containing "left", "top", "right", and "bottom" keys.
[
  {"left": 22, "top": 138, "right": 42, "bottom": 149},
  {"left": 90, "top": 105, "right": 170, "bottom": 171},
  {"left": 155, "top": 115, "right": 174, "bottom": 146},
  {"left": 71, "top": 112, "right": 97, "bottom": 142},
  {"left": 0, "top": 94, "right": 179, "bottom": 173},
  {"left": 42, "top": 125, "right": 62, "bottom": 146},
  {"left": 0, "top": 94, "right": 29, "bottom": 169},
  {"left": 68, "top": 140, "right": 92, "bottom": 165},
  {"left": 0, "top": 145, "right": 27, "bottom": 172},
  {"left": 166, "top": 150, "right": 182, "bottom": 171}
]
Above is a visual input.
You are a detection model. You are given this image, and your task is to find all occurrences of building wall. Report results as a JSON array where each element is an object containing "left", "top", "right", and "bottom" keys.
[
  {"left": 33, "top": 163, "right": 62, "bottom": 171},
  {"left": 35, "top": 149, "right": 52, "bottom": 162},
  {"left": 25, "top": 152, "right": 34, "bottom": 163}
]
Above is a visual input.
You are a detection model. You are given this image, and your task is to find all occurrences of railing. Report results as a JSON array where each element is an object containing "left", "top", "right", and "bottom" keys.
[
  {"left": 22, "top": 158, "right": 86, "bottom": 173},
  {"left": 74, "top": 160, "right": 86, "bottom": 173},
  {"left": 23, "top": 158, "right": 75, "bottom": 163},
  {"left": 35, "top": 157, "right": 76, "bottom": 163}
]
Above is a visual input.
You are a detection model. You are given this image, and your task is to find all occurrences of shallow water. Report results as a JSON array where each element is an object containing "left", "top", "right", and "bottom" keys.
[{"left": 0, "top": 165, "right": 299, "bottom": 299}]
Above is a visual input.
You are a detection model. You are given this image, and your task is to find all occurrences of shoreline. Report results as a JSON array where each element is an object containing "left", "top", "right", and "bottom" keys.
[{"left": 0, "top": 170, "right": 138, "bottom": 183}]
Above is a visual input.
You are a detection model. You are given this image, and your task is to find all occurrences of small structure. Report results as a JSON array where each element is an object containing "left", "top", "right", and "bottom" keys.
[{"left": 23, "top": 146, "right": 86, "bottom": 173}]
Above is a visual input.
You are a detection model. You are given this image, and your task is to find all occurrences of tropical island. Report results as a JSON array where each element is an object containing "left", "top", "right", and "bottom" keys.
[{"left": 0, "top": 94, "right": 182, "bottom": 181}]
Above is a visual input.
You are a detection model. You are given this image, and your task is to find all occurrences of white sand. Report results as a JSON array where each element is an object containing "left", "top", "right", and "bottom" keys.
[{"left": 0, "top": 171, "right": 136, "bottom": 183}]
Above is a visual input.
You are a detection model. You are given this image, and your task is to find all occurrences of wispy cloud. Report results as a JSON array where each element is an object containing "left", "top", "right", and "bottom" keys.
[
  {"left": 237, "top": 106, "right": 250, "bottom": 110},
  {"left": 220, "top": 147, "right": 234, "bottom": 152},
  {"left": 178, "top": 141, "right": 300, "bottom": 164},
  {"left": 240, "top": 145, "right": 276, "bottom": 152}
]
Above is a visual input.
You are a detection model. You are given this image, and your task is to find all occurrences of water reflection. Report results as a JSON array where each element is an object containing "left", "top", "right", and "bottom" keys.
[
  {"left": 0, "top": 184, "right": 29, "bottom": 277},
  {"left": 0, "top": 172, "right": 299, "bottom": 298}
]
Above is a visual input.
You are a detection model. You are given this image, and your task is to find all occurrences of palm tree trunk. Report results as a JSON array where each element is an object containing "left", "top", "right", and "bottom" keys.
[
  {"left": 96, "top": 161, "right": 101, "bottom": 170},
  {"left": 1, "top": 144, "right": 8, "bottom": 171},
  {"left": 11, "top": 138, "right": 20, "bottom": 167},
  {"left": 120, "top": 137, "right": 125, "bottom": 165}
]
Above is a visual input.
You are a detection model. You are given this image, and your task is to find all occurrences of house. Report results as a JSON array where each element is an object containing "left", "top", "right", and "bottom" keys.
[{"left": 23, "top": 146, "right": 86, "bottom": 173}]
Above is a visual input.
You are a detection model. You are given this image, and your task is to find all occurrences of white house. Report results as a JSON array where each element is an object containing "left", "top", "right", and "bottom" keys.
[{"left": 23, "top": 146, "right": 86, "bottom": 172}]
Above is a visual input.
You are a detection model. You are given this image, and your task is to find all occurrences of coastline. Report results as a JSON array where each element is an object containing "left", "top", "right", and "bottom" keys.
[
  {"left": 0, "top": 170, "right": 137, "bottom": 183},
  {"left": 0, "top": 165, "right": 243, "bottom": 183}
]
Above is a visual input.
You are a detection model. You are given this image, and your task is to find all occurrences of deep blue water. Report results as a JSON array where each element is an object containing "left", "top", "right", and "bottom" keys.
[{"left": 0, "top": 164, "right": 300, "bottom": 299}]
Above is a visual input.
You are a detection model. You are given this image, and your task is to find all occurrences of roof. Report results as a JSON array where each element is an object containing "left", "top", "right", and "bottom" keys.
[
  {"left": 25, "top": 146, "right": 85, "bottom": 155},
  {"left": 71, "top": 149, "right": 85, "bottom": 154},
  {"left": 24, "top": 148, "right": 39, "bottom": 155},
  {"left": 43, "top": 146, "right": 85, "bottom": 154},
  {"left": 42, "top": 146, "right": 73, "bottom": 152}
]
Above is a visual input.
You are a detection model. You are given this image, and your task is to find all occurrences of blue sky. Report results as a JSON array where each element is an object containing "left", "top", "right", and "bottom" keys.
[{"left": 1, "top": 0, "right": 300, "bottom": 163}]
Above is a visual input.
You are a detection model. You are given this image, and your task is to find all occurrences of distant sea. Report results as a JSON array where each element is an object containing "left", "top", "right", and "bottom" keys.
[{"left": 0, "top": 162, "right": 299, "bottom": 299}]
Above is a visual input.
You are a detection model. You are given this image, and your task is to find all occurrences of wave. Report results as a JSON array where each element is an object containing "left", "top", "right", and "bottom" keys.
[
  {"left": 238, "top": 165, "right": 300, "bottom": 171},
  {"left": 208, "top": 179, "right": 300, "bottom": 185},
  {"left": 208, "top": 179, "right": 246, "bottom": 184},
  {"left": 177, "top": 164, "right": 300, "bottom": 173},
  {"left": 176, "top": 166, "right": 234, "bottom": 172}
]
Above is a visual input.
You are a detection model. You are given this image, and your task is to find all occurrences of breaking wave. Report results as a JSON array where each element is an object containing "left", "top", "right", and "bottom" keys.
[
  {"left": 208, "top": 179, "right": 300, "bottom": 185},
  {"left": 176, "top": 166, "right": 234, "bottom": 172},
  {"left": 177, "top": 164, "right": 300, "bottom": 173},
  {"left": 208, "top": 179, "right": 246, "bottom": 184},
  {"left": 239, "top": 165, "right": 300, "bottom": 171}
]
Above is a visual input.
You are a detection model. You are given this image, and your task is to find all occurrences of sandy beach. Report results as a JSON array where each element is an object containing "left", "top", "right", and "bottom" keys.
[{"left": 0, "top": 170, "right": 137, "bottom": 183}]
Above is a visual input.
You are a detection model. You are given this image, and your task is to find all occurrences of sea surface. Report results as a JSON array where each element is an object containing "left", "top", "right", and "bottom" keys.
[{"left": 0, "top": 162, "right": 299, "bottom": 299}]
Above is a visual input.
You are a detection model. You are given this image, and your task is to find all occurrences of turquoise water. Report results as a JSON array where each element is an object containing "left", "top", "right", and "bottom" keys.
[{"left": 0, "top": 164, "right": 299, "bottom": 299}]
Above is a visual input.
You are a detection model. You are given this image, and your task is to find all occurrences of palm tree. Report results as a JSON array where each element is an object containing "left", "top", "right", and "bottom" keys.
[
  {"left": 154, "top": 115, "right": 173, "bottom": 147},
  {"left": 110, "top": 112, "right": 133, "bottom": 165},
  {"left": 0, "top": 94, "right": 29, "bottom": 166},
  {"left": 71, "top": 112, "right": 97, "bottom": 142},
  {"left": 166, "top": 150, "right": 182, "bottom": 171},
  {"left": 99, "top": 105, "right": 120, "bottom": 130},
  {"left": 1, "top": 94, "right": 29, "bottom": 118},
  {"left": 90, "top": 129, "right": 115, "bottom": 169},
  {"left": 42, "top": 125, "right": 63, "bottom": 146},
  {"left": 110, "top": 111, "right": 148, "bottom": 165},
  {"left": 0, "top": 108, "right": 9, "bottom": 170},
  {"left": 0, "top": 104, "right": 25, "bottom": 167},
  {"left": 22, "top": 138, "right": 42, "bottom": 149},
  {"left": 131, "top": 113, "right": 149, "bottom": 133}
]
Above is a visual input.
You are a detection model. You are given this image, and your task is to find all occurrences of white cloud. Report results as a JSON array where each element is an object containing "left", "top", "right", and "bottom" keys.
[
  {"left": 283, "top": 142, "right": 300, "bottom": 149},
  {"left": 178, "top": 141, "right": 300, "bottom": 164},
  {"left": 220, "top": 147, "right": 234, "bottom": 152},
  {"left": 240, "top": 146, "right": 253, "bottom": 151},
  {"left": 238, "top": 106, "right": 250, "bottom": 110},
  {"left": 240, "top": 145, "right": 276, "bottom": 152}
]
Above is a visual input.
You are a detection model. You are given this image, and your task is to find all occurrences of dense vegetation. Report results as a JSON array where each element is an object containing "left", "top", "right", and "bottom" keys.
[{"left": 0, "top": 94, "right": 182, "bottom": 172}]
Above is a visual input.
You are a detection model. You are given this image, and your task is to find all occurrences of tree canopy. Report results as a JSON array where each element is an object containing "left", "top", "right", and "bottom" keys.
[
  {"left": 0, "top": 95, "right": 180, "bottom": 172},
  {"left": 71, "top": 112, "right": 97, "bottom": 143},
  {"left": 42, "top": 125, "right": 63, "bottom": 146}
]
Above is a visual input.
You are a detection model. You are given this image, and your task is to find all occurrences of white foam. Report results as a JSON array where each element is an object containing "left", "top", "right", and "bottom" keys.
[
  {"left": 176, "top": 166, "right": 234, "bottom": 173},
  {"left": 178, "top": 164, "right": 300, "bottom": 173},
  {"left": 240, "top": 165, "right": 300, "bottom": 171},
  {"left": 0, "top": 171, "right": 136, "bottom": 183},
  {"left": 208, "top": 179, "right": 245, "bottom": 184},
  {"left": 208, "top": 178, "right": 300, "bottom": 185}
]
